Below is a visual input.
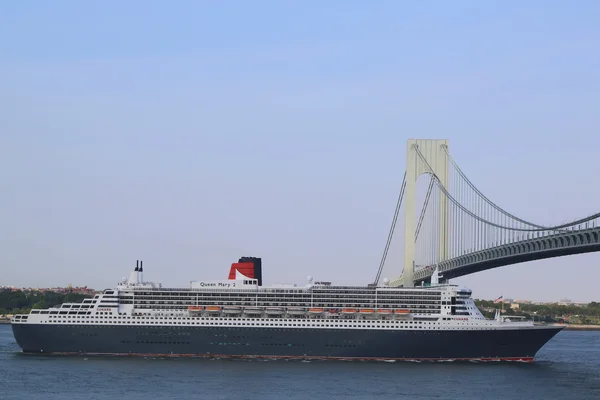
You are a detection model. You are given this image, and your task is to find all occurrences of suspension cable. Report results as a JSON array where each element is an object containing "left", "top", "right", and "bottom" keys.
[
  {"left": 442, "top": 145, "right": 546, "bottom": 229},
  {"left": 374, "top": 172, "right": 406, "bottom": 284},
  {"left": 415, "top": 176, "right": 435, "bottom": 242},
  {"left": 415, "top": 146, "right": 600, "bottom": 232}
]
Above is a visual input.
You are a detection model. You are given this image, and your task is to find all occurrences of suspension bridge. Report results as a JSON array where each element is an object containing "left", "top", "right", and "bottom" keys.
[{"left": 374, "top": 139, "right": 600, "bottom": 288}]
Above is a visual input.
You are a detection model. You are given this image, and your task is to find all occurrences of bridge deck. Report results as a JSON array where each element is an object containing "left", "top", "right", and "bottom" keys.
[{"left": 393, "top": 227, "right": 600, "bottom": 286}]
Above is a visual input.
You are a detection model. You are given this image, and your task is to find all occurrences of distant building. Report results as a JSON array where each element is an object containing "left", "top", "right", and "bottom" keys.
[
  {"left": 558, "top": 298, "right": 573, "bottom": 306},
  {"left": 514, "top": 299, "right": 532, "bottom": 304}
]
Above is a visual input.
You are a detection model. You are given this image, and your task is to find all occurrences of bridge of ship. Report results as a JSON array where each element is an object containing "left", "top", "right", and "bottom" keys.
[{"left": 374, "top": 139, "right": 600, "bottom": 288}]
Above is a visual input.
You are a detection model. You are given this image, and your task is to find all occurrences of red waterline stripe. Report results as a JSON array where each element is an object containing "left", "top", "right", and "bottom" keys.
[{"left": 29, "top": 352, "right": 535, "bottom": 363}]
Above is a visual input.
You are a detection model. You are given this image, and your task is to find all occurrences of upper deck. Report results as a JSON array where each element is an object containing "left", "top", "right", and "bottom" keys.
[{"left": 13, "top": 257, "right": 480, "bottom": 323}]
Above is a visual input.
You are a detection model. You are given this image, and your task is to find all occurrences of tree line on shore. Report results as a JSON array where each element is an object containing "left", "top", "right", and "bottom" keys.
[
  {"left": 474, "top": 299, "right": 600, "bottom": 324},
  {"left": 0, "top": 289, "right": 92, "bottom": 315}
]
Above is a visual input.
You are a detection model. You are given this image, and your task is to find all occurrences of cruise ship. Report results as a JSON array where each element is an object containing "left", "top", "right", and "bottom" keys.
[{"left": 11, "top": 257, "right": 563, "bottom": 362}]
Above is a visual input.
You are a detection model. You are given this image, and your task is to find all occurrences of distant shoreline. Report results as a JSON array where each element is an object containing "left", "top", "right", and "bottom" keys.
[{"left": 561, "top": 324, "right": 600, "bottom": 331}]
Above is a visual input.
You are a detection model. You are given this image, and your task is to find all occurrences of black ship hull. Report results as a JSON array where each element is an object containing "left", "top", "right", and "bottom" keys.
[{"left": 12, "top": 323, "right": 563, "bottom": 362}]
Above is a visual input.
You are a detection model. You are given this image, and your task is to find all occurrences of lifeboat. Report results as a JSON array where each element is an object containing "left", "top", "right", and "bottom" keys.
[
  {"left": 265, "top": 307, "right": 284, "bottom": 315},
  {"left": 341, "top": 308, "right": 358, "bottom": 314},
  {"left": 359, "top": 309, "right": 375, "bottom": 314},
  {"left": 244, "top": 307, "right": 263, "bottom": 315},
  {"left": 394, "top": 309, "right": 410, "bottom": 315},
  {"left": 223, "top": 306, "right": 242, "bottom": 314},
  {"left": 308, "top": 307, "right": 325, "bottom": 314},
  {"left": 377, "top": 309, "right": 392, "bottom": 314},
  {"left": 205, "top": 306, "right": 222, "bottom": 312},
  {"left": 287, "top": 307, "right": 307, "bottom": 315},
  {"left": 187, "top": 306, "right": 203, "bottom": 311}
]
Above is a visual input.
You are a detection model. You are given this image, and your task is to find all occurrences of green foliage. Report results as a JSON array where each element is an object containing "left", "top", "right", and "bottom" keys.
[
  {"left": 474, "top": 299, "right": 600, "bottom": 324},
  {"left": 0, "top": 289, "right": 92, "bottom": 314}
]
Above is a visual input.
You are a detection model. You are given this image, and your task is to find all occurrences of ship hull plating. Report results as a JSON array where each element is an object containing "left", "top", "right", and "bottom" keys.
[{"left": 12, "top": 323, "right": 563, "bottom": 361}]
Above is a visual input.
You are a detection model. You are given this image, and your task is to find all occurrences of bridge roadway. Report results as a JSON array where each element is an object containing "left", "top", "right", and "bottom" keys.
[{"left": 412, "top": 226, "right": 600, "bottom": 285}]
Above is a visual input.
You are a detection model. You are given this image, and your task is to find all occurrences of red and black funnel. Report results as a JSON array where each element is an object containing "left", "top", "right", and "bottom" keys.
[{"left": 228, "top": 257, "right": 262, "bottom": 286}]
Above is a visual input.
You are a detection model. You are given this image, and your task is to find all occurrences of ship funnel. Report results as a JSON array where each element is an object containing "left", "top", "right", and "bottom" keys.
[
  {"left": 129, "top": 260, "right": 139, "bottom": 284},
  {"left": 228, "top": 257, "right": 263, "bottom": 286},
  {"left": 139, "top": 260, "right": 144, "bottom": 283}
]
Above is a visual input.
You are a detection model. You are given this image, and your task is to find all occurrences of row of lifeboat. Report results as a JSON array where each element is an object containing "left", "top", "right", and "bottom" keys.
[
  {"left": 189, "top": 306, "right": 286, "bottom": 315},
  {"left": 310, "top": 308, "right": 410, "bottom": 315},
  {"left": 188, "top": 306, "right": 410, "bottom": 316}
]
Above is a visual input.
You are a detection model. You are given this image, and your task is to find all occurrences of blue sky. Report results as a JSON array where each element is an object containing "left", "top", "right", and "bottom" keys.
[{"left": 1, "top": 1, "right": 600, "bottom": 301}]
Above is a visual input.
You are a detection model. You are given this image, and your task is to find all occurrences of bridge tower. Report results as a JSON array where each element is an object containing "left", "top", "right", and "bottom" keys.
[{"left": 402, "top": 139, "right": 449, "bottom": 287}]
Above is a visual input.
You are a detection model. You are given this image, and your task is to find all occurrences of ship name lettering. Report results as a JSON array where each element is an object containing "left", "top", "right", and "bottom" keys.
[{"left": 199, "top": 282, "right": 235, "bottom": 288}]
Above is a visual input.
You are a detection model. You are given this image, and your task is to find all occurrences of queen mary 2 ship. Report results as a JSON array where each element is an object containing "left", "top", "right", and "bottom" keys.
[{"left": 11, "top": 257, "right": 563, "bottom": 362}]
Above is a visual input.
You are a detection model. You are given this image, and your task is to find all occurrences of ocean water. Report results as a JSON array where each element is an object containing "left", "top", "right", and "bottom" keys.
[{"left": 0, "top": 324, "right": 598, "bottom": 400}]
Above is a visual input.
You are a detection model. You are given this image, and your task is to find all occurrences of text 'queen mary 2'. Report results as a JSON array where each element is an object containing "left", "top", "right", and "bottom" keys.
[{"left": 11, "top": 258, "right": 563, "bottom": 362}]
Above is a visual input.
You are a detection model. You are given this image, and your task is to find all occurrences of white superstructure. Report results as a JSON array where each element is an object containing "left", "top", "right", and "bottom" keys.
[{"left": 11, "top": 264, "right": 535, "bottom": 332}]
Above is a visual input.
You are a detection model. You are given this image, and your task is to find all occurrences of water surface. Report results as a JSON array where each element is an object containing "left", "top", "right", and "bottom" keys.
[{"left": 0, "top": 325, "right": 598, "bottom": 399}]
